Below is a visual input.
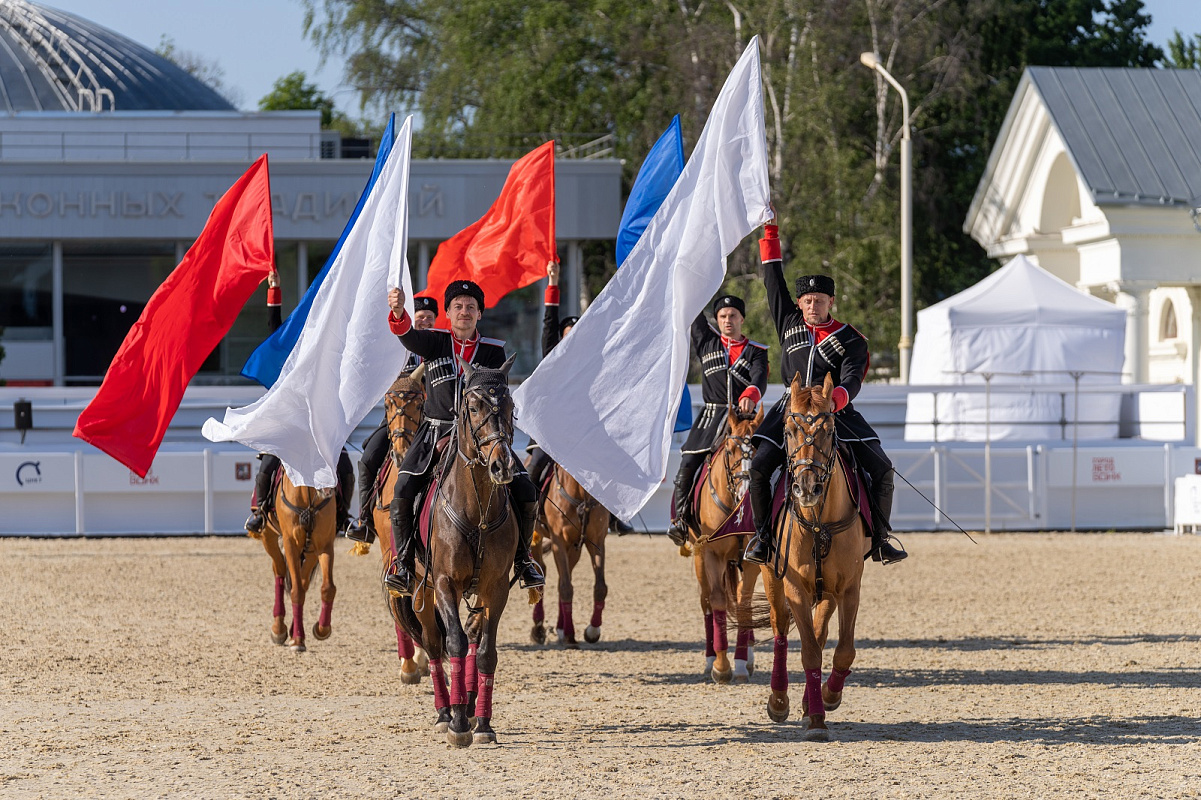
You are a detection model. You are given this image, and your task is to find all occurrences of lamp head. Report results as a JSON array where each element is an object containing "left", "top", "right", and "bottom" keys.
[{"left": 859, "top": 51, "right": 881, "bottom": 69}]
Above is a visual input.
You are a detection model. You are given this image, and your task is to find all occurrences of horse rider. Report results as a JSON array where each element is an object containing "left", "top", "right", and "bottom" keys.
[
  {"left": 345, "top": 295, "right": 439, "bottom": 545},
  {"left": 382, "top": 279, "right": 545, "bottom": 596},
  {"left": 742, "top": 219, "right": 907, "bottom": 566},
  {"left": 245, "top": 268, "right": 355, "bottom": 537},
  {"left": 524, "top": 260, "right": 636, "bottom": 535},
  {"left": 665, "top": 294, "right": 769, "bottom": 546}
]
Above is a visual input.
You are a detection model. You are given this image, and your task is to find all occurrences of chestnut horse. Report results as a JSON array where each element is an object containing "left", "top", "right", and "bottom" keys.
[
  {"left": 529, "top": 464, "right": 608, "bottom": 648},
  {"left": 349, "top": 365, "right": 429, "bottom": 683},
  {"left": 760, "top": 373, "right": 870, "bottom": 741},
  {"left": 388, "top": 355, "right": 525, "bottom": 747},
  {"left": 260, "top": 471, "right": 338, "bottom": 653},
  {"left": 688, "top": 407, "right": 762, "bottom": 684}
]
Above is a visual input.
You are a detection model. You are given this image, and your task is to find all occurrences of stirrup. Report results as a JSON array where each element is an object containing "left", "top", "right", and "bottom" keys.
[
  {"left": 870, "top": 533, "right": 908, "bottom": 565},
  {"left": 384, "top": 568, "right": 413, "bottom": 598},
  {"left": 743, "top": 531, "right": 773, "bottom": 565},
  {"left": 666, "top": 520, "right": 688, "bottom": 546},
  {"left": 515, "top": 558, "right": 545, "bottom": 590},
  {"left": 345, "top": 519, "right": 375, "bottom": 544},
  {"left": 244, "top": 510, "right": 266, "bottom": 535}
]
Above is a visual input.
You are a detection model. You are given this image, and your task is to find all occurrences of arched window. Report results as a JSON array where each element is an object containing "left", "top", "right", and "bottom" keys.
[{"left": 1160, "top": 299, "right": 1178, "bottom": 341}]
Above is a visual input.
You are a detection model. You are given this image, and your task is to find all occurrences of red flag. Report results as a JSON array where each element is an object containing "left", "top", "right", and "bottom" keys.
[
  {"left": 422, "top": 141, "right": 555, "bottom": 322},
  {"left": 74, "top": 155, "right": 274, "bottom": 476}
]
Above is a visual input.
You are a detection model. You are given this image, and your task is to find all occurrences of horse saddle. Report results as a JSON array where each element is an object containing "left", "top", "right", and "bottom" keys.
[
  {"left": 769, "top": 445, "right": 874, "bottom": 536},
  {"left": 416, "top": 478, "right": 441, "bottom": 551},
  {"left": 680, "top": 459, "right": 755, "bottom": 542}
]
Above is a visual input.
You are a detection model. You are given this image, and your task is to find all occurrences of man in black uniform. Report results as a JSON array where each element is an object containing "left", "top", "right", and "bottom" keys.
[
  {"left": 244, "top": 269, "right": 355, "bottom": 536},
  {"left": 345, "top": 295, "right": 438, "bottom": 544},
  {"left": 382, "top": 279, "right": 544, "bottom": 596},
  {"left": 743, "top": 220, "right": 906, "bottom": 565},
  {"left": 524, "top": 260, "right": 635, "bottom": 534},
  {"left": 666, "top": 294, "right": 769, "bottom": 545}
]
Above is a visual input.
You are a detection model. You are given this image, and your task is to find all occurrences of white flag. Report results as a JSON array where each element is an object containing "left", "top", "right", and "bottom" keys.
[
  {"left": 202, "top": 116, "right": 416, "bottom": 488},
  {"left": 512, "top": 38, "right": 772, "bottom": 520}
]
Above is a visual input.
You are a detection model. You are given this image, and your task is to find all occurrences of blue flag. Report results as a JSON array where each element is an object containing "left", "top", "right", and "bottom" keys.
[
  {"left": 241, "top": 114, "right": 398, "bottom": 387},
  {"left": 617, "top": 115, "right": 692, "bottom": 432}
]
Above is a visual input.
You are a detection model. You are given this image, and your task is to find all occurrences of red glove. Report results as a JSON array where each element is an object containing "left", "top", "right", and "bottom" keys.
[{"left": 759, "top": 223, "right": 781, "bottom": 262}]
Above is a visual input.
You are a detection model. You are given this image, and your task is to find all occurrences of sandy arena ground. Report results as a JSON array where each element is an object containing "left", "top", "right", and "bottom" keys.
[{"left": 1, "top": 531, "right": 1199, "bottom": 798}]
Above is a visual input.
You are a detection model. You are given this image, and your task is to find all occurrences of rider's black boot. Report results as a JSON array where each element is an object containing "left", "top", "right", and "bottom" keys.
[
  {"left": 666, "top": 476, "right": 691, "bottom": 546},
  {"left": 743, "top": 524, "right": 774, "bottom": 565},
  {"left": 513, "top": 500, "right": 546, "bottom": 589},
  {"left": 244, "top": 462, "right": 276, "bottom": 535},
  {"left": 742, "top": 465, "right": 774, "bottom": 564},
  {"left": 345, "top": 460, "right": 377, "bottom": 544},
  {"left": 867, "top": 471, "right": 907, "bottom": 564},
  {"left": 609, "top": 513, "right": 635, "bottom": 535},
  {"left": 384, "top": 497, "right": 416, "bottom": 597}
]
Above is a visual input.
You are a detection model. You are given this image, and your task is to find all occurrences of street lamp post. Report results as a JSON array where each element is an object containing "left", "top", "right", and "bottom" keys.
[{"left": 860, "top": 51, "right": 913, "bottom": 384}]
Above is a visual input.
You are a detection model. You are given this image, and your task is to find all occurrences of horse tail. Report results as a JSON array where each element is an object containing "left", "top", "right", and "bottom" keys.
[{"left": 747, "top": 590, "right": 794, "bottom": 635}]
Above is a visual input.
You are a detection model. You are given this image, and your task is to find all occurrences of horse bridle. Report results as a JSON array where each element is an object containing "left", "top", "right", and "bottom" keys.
[
  {"left": 784, "top": 410, "right": 838, "bottom": 498},
  {"left": 457, "top": 381, "right": 514, "bottom": 469},
  {"left": 705, "top": 429, "right": 756, "bottom": 517},
  {"left": 385, "top": 387, "right": 424, "bottom": 453}
]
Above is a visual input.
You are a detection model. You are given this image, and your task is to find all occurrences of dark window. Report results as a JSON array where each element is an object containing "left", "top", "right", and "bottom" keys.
[{"left": 0, "top": 244, "right": 53, "bottom": 333}]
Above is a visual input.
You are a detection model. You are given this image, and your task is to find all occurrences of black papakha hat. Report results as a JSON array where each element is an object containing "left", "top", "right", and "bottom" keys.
[
  {"left": 795, "top": 274, "right": 836, "bottom": 297},
  {"left": 444, "top": 280, "right": 485, "bottom": 311},
  {"left": 559, "top": 315, "right": 580, "bottom": 336},
  {"left": 712, "top": 294, "right": 746, "bottom": 317},
  {"left": 413, "top": 295, "right": 438, "bottom": 315}
]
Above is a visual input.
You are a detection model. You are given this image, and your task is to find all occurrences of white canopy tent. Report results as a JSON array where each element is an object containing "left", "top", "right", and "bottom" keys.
[{"left": 905, "top": 255, "right": 1127, "bottom": 441}]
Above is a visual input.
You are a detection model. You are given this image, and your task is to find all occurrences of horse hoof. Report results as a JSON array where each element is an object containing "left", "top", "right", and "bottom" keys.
[
  {"left": 733, "top": 659, "right": 750, "bottom": 683},
  {"left": 312, "top": 623, "right": 331, "bottom": 641},
  {"left": 289, "top": 641, "right": 306, "bottom": 654},
  {"left": 584, "top": 625, "right": 601, "bottom": 644},
  {"left": 434, "top": 720, "right": 449, "bottom": 734},
  {"left": 767, "top": 692, "right": 789, "bottom": 723},
  {"left": 399, "top": 665, "right": 422, "bottom": 685},
  {"left": 711, "top": 667, "right": 733, "bottom": 685},
  {"left": 473, "top": 731, "right": 497, "bottom": 745},
  {"left": 530, "top": 624, "right": 546, "bottom": 645},
  {"left": 823, "top": 693, "right": 843, "bottom": 712},
  {"left": 447, "top": 729, "right": 473, "bottom": 748},
  {"left": 270, "top": 630, "right": 287, "bottom": 646},
  {"left": 555, "top": 629, "right": 578, "bottom": 649},
  {"left": 805, "top": 716, "right": 830, "bottom": 742}
]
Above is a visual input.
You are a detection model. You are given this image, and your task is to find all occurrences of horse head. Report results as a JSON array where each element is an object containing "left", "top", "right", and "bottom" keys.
[
  {"left": 784, "top": 373, "right": 838, "bottom": 509},
  {"left": 385, "top": 363, "right": 426, "bottom": 456},
  {"left": 724, "top": 404, "right": 763, "bottom": 474},
  {"left": 457, "top": 354, "right": 517, "bottom": 485}
]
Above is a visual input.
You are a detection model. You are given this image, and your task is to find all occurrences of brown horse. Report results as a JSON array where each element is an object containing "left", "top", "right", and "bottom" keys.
[
  {"left": 259, "top": 471, "right": 338, "bottom": 653},
  {"left": 688, "top": 406, "right": 763, "bottom": 684},
  {"left": 388, "top": 355, "right": 525, "bottom": 747},
  {"left": 761, "top": 373, "right": 869, "bottom": 741},
  {"left": 349, "top": 365, "right": 429, "bottom": 683},
  {"left": 529, "top": 464, "right": 608, "bottom": 648}
]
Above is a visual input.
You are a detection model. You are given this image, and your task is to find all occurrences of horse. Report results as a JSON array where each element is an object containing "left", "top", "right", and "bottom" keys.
[
  {"left": 387, "top": 354, "right": 526, "bottom": 747},
  {"left": 760, "top": 373, "right": 870, "bottom": 741},
  {"left": 349, "top": 365, "right": 430, "bottom": 683},
  {"left": 528, "top": 464, "right": 609, "bottom": 648},
  {"left": 259, "top": 470, "right": 338, "bottom": 653},
  {"left": 687, "top": 406, "right": 763, "bottom": 684}
]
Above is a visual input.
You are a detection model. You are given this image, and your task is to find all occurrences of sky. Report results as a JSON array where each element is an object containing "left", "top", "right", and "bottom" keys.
[{"left": 42, "top": 0, "right": 1201, "bottom": 119}]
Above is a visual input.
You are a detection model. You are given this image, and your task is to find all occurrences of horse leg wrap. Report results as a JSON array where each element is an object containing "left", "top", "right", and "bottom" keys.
[
  {"left": 466, "top": 644, "right": 478, "bottom": 695},
  {"left": 291, "top": 603, "right": 304, "bottom": 641},
  {"left": 429, "top": 659, "right": 450, "bottom": 710},
  {"left": 532, "top": 599, "right": 545, "bottom": 624},
  {"left": 449, "top": 656, "right": 467, "bottom": 707},
  {"left": 559, "top": 601, "right": 575, "bottom": 640},
  {"left": 770, "top": 636, "right": 789, "bottom": 692},
  {"left": 735, "top": 628, "right": 753, "bottom": 662},
  {"left": 272, "top": 576, "right": 285, "bottom": 618},
  {"left": 590, "top": 601, "right": 604, "bottom": 629},
  {"left": 826, "top": 667, "right": 851, "bottom": 695},
  {"left": 475, "top": 673, "right": 495, "bottom": 720},
  {"left": 804, "top": 669, "right": 825, "bottom": 717},
  {"left": 712, "top": 609, "right": 729, "bottom": 653},
  {"left": 704, "top": 613, "right": 715, "bottom": 658},
  {"left": 317, "top": 601, "right": 332, "bottom": 629},
  {"left": 396, "top": 626, "right": 415, "bottom": 660}
]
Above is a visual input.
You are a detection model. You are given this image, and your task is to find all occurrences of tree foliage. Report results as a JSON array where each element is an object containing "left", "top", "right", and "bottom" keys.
[
  {"left": 259, "top": 70, "right": 351, "bottom": 132},
  {"left": 303, "top": 0, "right": 1163, "bottom": 379},
  {"left": 1165, "top": 30, "right": 1201, "bottom": 69}
]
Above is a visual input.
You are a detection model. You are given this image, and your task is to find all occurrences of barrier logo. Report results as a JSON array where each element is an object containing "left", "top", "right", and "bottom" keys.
[
  {"left": 235, "top": 463, "right": 252, "bottom": 481},
  {"left": 16, "top": 460, "right": 41, "bottom": 486}
]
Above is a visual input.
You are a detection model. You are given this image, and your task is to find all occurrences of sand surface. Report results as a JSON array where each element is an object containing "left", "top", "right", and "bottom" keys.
[{"left": 2, "top": 532, "right": 1199, "bottom": 798}]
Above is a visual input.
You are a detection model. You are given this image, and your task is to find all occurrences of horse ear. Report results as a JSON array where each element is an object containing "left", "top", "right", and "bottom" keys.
[
  {"left": 822, "top": 372, "right": 834, "bottom": 399},
  {"left": 457, "top": 356, "right": 474, "bottom": 382},
  {"left": 500, "top": 353, "right": 517, "bottom": 379},
  {"left": 754, "top": 404, "right": 764, "bottom": 426},
  {"left": 409, "top": 362, "right": 425, "bottom": 384}
]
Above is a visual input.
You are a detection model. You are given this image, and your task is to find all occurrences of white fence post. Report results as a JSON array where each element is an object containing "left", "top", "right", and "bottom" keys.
[
  {"left": 74, "top": 450, "right": 85, "bottom": 535},
  {"left": 203, "top": 448, "right": 214, "bottom": 535}
]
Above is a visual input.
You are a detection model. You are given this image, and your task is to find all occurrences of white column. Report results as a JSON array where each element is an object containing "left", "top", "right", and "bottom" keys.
[
  {"left": 51, "top": 241, "right": 64, "bottom": 386},
  {"left": 1187, "top": 286, "right": 1201, "bottom": 447},
  {"left": 1112, "top": 281, "right": 1152, "bottom": 384},
  {"left": 569, "top": 241, "right": 586, "bottom": 314},
  {"left": 417, "top": 242, "right": 430, "bottom": 291}
]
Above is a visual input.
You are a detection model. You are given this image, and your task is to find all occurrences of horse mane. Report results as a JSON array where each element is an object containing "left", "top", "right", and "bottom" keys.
[{"left": 789, "top": 382, "right": 833, "bottom": 415}]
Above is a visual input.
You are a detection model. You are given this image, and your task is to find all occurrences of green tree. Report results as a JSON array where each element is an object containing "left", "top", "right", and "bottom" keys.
[
  {"left": 258, "top": 70, "right": 352, "bottom": 132},
  {"left": 1165, "top": 30, "right": 1201, "bottom": 69}
]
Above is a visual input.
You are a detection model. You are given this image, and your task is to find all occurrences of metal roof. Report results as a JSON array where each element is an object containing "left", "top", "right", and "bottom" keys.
[
  {"left": 1027, "top": 67, "right": 1201, "bottom": 207},
  {"left": 0, "top": 0, "right": 235, "bottom": 113}
]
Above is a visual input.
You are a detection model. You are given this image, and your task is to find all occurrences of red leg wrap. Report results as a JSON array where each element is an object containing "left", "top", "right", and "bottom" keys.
[
  {"left": 317, "top": 601, "right": 332, "bottom": 629},
  {"left": 395, "top": 626, "right": 414, "bottom": 659},
  {"left": 704, "top": 612, "right": 715, "bottom": 657},
  {"left": 804, "top": 668, "right": 825, "bottom": 717},
  {"left": 449, "top": 656, "right": 467, "bottom": 706},
  {"left": 559, "top": 601, "right": 575, "bottom": 640},
  {"left": 712, "top": 609, "right": 729, "bottom": 653},
  {"left": 429, "top": 659, "right": 450, "bottom": 709},
  {"left": 590, "top": 601, "right": 604, "bottom": 629},
  {"left": 735, "top": 627, "right": 753, "bottom": 661},
  {"left": 291, "top": 603, "right": 304, "bottom": 641},
  {"left": 826, "top": 667, "right": 851, "bottom": 694},
  {"left": 272, "top": 576, "right": 285, "bottom": 618},
  {"left": 475, "top": 673, "right": 495, "bottom": 720},
  {"left": 770, "top": 636, "right": 788, "bottom": 692},
  {"left": 466, "top": 644, "right": 478, "bottom": 695},
  {"left": 532, "top": 599, "right": 545, "bottom": 624}
]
